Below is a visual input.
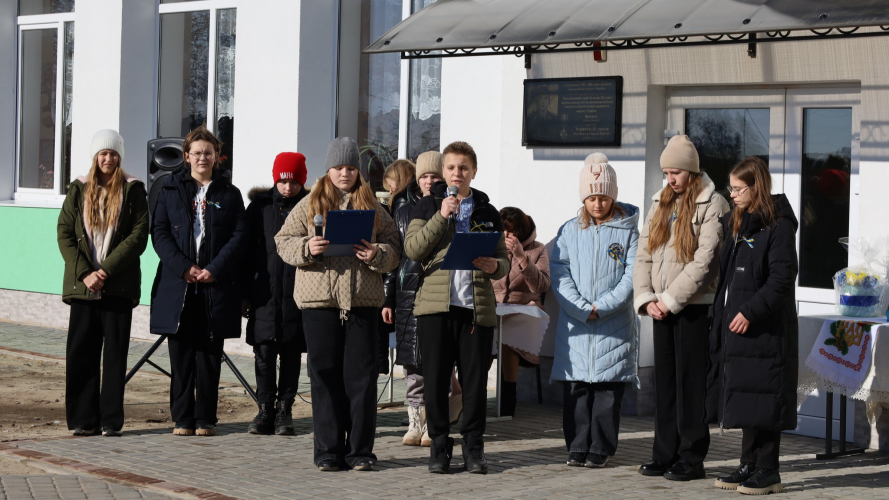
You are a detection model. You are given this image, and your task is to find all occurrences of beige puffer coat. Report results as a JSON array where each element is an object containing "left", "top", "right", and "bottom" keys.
[
  {"left": 633, "top": 173, "right": 730, "bottom": 315},
  {"left": 275, "top": 190, "right": 401, "bottom": 314}
]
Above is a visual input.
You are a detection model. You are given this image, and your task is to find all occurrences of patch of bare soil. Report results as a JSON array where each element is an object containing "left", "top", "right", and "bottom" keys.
[{"left": 0, "top": 352, "right": 312, "bottom": 442}]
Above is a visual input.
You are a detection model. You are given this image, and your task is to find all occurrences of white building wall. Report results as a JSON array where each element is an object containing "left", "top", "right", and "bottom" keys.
[
  {"left": 233, "top": 0, "right": 337, "bottom": 194},
  {"left": 440, "top": 36, "right": 889, "bottom": 365}
]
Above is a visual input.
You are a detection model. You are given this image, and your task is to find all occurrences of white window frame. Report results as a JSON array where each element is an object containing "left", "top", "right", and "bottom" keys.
[
  {"left": 14, "top": 12, "right": 75, "bottom": 205},
  {"left": 157, "top": 0, "right": 237, "bottom": 138},
  {"left": 666, "top": 85, "right": 861, "bottom": 309}
]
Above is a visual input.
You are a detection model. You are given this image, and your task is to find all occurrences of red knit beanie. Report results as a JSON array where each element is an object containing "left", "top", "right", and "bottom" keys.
[{"left": 273, "top": 152, "right": 307, "bottom": 185}]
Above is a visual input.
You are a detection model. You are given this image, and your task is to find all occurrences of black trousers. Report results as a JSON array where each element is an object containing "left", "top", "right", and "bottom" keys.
[
  {"left": 65, "top": 296, "right": 133, "bottom": 431},
  {"left": 303, "top": 307, "right": 379, "bottom": 466},
  {"left": 741, "top": 429, "right": 781, "bottom": 470},
  {"left": 563, "top": 382, "right": 626, "bottom": 456},
  {"left": 253, "top": 340, "right": 301, "bottom": 404},
  {"left": 652, "top": 304, "right": 711, "bottom": 464},
  {"left": 168, "top": 289, "right": 224, "bottom": 427},
  {"left": 417, "top": 306, "right": 494, "bottom": 441}
]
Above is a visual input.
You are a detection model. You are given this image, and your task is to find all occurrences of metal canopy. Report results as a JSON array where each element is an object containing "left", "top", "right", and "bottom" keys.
[{"left": 365, "top": 0, "right": 889, "bottom": 59}]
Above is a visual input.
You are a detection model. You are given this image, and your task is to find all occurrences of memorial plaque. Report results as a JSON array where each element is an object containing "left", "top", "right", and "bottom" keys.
[{"left": 522, "top": 76, "right": 623, "bottom": 147}]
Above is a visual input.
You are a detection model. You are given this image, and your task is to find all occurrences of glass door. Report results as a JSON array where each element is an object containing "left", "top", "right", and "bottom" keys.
[
  {"left": 666, "top": 88, "right": 786, "bottom": 201},
  {"left": 667, "top": 86, "right": 860, "bottom": 311},
  {"left": 784, "top": 88, "right": 860, "bottom": 310}
]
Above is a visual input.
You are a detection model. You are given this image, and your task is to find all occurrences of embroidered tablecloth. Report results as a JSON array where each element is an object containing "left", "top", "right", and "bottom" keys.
[{"left": 798, "top": 315, "right": 889, "bottom": 424}]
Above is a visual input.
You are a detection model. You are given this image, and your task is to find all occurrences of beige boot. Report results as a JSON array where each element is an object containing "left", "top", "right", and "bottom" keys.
[
  {"left": 402, "top": 405, "right": 423, "bottom": 446},
  {"left": 419, "top": 406, "right": 432, "bottom": 446},
  {"left": 449, "top": 393, "right": 464, "bottom": 424}
]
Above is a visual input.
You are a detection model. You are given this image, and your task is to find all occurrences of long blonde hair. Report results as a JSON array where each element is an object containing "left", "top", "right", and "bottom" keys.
[
  {"left": 83, "top": 154, "right": 126, "bottom": 233},
  {"left": 648, "top": 173, "right": 704, "bottom": 264},
  {"left": 308, "top": 171, "right": 378, "bottom": 226},
  {"left": 384, "top": 159, "right": 416, "bottom": 201}
]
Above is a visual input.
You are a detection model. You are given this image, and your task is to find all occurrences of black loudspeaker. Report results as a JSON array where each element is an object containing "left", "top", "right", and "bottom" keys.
[{"left": 147, "top": 137, "right": 184, "bottom": 217}]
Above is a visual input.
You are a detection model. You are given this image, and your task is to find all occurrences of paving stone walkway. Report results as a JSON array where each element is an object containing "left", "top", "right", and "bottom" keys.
[
  {"left": 0, "top": 475, "right": 180, "bottom": 500},
  {"left": 2, "top": 321, "right": 888, "bottom": 499}
]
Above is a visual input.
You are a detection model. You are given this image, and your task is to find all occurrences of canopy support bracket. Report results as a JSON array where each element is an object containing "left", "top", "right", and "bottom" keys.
[{"left": 747, "top": 32, "right": 757, "bottom": 58}]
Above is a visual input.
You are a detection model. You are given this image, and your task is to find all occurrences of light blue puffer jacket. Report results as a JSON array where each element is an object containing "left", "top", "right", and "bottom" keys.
[{"left": 550, "top": 203, "right": 640, "bottom": 386}]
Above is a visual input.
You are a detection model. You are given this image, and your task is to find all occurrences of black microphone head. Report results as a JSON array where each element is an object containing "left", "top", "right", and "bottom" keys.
[
  {"left": 447, "top": 185, "right": 459, "bottom": 197},
  {"left": 313, "top": 214, "right": 324, "bottom": 227}
]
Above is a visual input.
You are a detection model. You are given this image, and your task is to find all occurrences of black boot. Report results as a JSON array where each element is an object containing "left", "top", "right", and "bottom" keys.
[
  {"left": 715, "top": 462, "right": 756, "bottom": 490},
  {"left": 500, "top": 381, "right": 517, "bottom": 417},
  {"left": 428, "top": 436, "right": 454, "bottom": 474},
  {"left": 737, "top": 469, "right": 783, "bottom": 495},
  {"left": 461, "top": 436, "right": 488, "bottom": 474},
  {"left": 247, "top": 402, "right": 275, "bottom": 435},
  {"left": 274, "top": 399, "right": 295, "bottom": 436},
  {"left": 663, "top": 459, "right": 706, "bottom": 481}
]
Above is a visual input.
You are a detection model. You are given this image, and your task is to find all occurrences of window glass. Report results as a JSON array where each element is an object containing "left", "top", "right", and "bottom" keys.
[
  {"left": 215, "top": 9, "right": 236, "bottom": 170},
  {"left": 685, "top": 108, "right": 770, "bottom": 201},
  {"left": 799, "top": 108, "right": 852, "bottom": 289},
  {"left": 61, "top": 22, "right": 74, "bottom": 193},
  {"left": 407, "top": 0, "right": 440, "bottom": 160},
  {"left": 357, "top": 0, "right": 402, "bottom": 191},
  {"left": 18, "top": 0, "right": 74, "bottom": 15},
  {"left": 157, "top": 11, "right": 210, "bottom": 138},
  {"left": 18, "top": 29, "right": 57, "bottom": 190}
]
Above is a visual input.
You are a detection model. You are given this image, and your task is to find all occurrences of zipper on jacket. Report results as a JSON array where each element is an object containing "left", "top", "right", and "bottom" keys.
[
  {"left": 591, "top": 225, "right": 600, "bottom": 378},
  {"left": 719, "top": 237, "right": 741, "bottom": 431}
]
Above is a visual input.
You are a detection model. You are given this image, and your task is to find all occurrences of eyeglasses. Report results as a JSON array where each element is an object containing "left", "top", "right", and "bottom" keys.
[
  {"left": 726, "top": 185, "right": 750, "bottom": 196},
  {"left": 188, "top": 152, "right": 215, "bottom": 159}
]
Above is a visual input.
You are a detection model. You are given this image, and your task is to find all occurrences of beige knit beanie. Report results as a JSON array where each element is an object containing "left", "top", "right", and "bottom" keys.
[
  {"left": 660, "top": 135, "right": 700, "bottom": 173},
  {"left": 579, "top": 152, "right": 618, "bottom": 203},
  {"left": 415, "top": 151, "right": 443, "bottom": 180}
]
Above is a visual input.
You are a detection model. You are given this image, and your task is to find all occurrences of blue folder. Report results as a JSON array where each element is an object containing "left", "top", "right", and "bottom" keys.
[
  {"left": 441, "top": 232, "right": 502, "bottom": 270},
  {"left": 323, "top": 210, "right": 375, "bottom": 257}
]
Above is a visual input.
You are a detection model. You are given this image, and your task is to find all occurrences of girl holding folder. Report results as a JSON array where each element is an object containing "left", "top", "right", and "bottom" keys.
[{"left": 275, "top": 137, "right": 400, "bottom": 472}]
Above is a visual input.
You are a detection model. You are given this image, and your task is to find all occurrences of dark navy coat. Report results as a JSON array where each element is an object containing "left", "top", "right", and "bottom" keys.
[
  {"left": 242, "top": 186, "right": 308, "bottom": 348},
  {"left": 150, "top": 169, "right": 248, "bottom": 340}
]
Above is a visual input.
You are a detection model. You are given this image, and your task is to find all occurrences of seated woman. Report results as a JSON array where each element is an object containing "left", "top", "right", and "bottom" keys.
[{"left": 492, "top": 207, "right": 551, "bottom": 417}]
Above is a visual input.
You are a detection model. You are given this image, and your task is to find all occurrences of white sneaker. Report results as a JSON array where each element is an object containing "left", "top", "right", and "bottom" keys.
[
  {"left": 402, "top": 405, "right": 423, "bottom": 446},
  {"left": 449, "top": 393, "right": 463, "bottom": 424}
]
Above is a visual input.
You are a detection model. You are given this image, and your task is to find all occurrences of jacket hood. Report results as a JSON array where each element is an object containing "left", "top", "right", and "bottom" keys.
[
  {"left": 772, "top": 194, "right": 798, "bottom": 231},
  {"left": 248, "top": 186, "right": 270, "bottom": 201},
  {"left": 651, "top": 172, "right": 717, "bottom": 204},
  {"left": 392, "top": 180, "right": 421, "bottom": 205},
  {"left": 600, "top": 202, "right": 640, "bottom": 230},
  {"left": 248, "top": 185, "right": 309, "bottom": 205}
]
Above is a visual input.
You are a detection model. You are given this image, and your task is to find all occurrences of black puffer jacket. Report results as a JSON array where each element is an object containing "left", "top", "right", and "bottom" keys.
[
  {"left": 705, "top": 194, "right": 799, "bottom": 432},
  {"left": 150, "top": 169, "right": 248, "bottom": 340},
  {"left": 243, "top": 185, "right": 309, "bottom": 349},
  {"left": 383, "top": 181, "right": 424, "bottom": 366}
]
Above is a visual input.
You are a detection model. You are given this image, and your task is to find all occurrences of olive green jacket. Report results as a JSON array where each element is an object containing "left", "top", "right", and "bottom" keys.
[
  {"left": 403, "top": 186, "right": 510, "bottom": 328},
  {"left": 57, "top": 176, "right": 150, "bottom": 305}
]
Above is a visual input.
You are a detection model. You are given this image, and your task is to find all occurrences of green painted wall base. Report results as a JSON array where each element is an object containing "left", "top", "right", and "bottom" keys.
[{"left": 0, "top": 206, "right": 159, "bottom": 306}]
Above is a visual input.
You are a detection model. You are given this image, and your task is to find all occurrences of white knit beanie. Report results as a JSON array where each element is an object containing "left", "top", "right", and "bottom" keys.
[
  {"left": 89, "top": 129, "right": 125, "bottom": 163},
  {"left": 579, "top": 152, "right": 617, "bottom": 203}
]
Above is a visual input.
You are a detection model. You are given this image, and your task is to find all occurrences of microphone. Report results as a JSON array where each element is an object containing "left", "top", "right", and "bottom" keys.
[
  {"left": 313, "top": 214, "right": 324, "bottom": 263},
  {"left": 446, "top": 185, "right": 459, "bottom": 225}
]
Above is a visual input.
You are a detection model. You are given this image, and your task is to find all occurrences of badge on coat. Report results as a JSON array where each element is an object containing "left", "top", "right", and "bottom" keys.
[{"left": 608, "top": 243, "right": 627, "bottom": 266}]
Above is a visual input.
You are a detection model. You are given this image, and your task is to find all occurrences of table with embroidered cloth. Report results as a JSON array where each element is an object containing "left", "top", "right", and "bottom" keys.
[{"left": 797, "top": 315, "right": 889, "bottom": 458}]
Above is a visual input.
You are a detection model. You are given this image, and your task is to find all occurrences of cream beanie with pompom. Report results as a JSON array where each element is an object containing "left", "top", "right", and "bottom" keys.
[{"left": 579, "top": 152, "right": 617, "bottom": 203}]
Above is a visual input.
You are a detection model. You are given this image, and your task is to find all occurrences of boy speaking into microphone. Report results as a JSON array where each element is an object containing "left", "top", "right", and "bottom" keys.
[{"left": 404, "top": 141, "right": 510, "bottom": 474}]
